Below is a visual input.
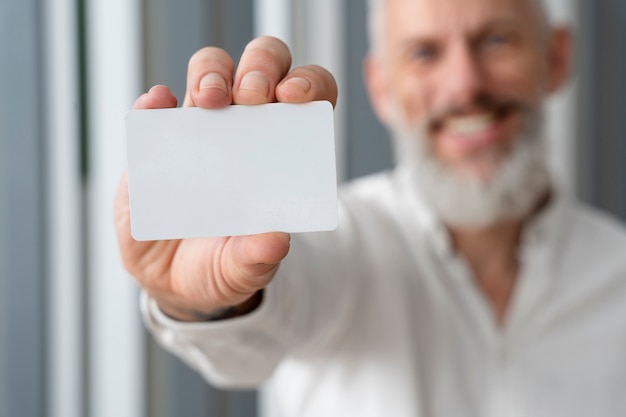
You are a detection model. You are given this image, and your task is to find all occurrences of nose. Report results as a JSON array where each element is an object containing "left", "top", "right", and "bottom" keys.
[{"left": 438, "top": 42, "right": 484, "bottom": 109}]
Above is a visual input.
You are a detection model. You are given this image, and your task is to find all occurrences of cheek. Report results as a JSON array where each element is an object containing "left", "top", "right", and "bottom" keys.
[
  {"left": 485, "top": 56, "right": 546, "bottom": 102},
  {"left": 390, "top": 69, "right": 433, "bottom": 125}
]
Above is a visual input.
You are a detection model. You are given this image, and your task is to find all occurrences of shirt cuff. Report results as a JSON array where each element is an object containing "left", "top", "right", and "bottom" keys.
[{"left": 141, "top": 287, "right": 273, "bottom": 339}]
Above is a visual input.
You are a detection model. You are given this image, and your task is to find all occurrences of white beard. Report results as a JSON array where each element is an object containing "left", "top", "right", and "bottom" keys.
[{"left": 391, "top": 109, "right": 552, "bottom": 228}]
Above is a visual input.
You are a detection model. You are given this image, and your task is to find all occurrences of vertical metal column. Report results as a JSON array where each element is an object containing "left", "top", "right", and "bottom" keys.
[
  {"left": 84, "top": 0, "right": 144, "bottom": 416},
  {"left": 44, "top": 0, "right": 85, "bottom": 416}
]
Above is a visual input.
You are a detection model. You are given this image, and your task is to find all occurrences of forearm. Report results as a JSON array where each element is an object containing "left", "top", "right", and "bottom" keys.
[
  {"left": 141, "top": 230, "right": 357, "bottom": 387},
  {"left": 141, "top": 286, "right": 287, "bottom": 389}
]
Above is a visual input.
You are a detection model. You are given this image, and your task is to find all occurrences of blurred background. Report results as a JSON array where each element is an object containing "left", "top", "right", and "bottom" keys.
[{"left": 0, "top": 0, "right": 624, "bottom": 416}]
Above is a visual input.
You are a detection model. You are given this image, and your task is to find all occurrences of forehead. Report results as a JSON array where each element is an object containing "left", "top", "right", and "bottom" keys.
[{"left": 383, "top": 0, "right": 540, "bottom": 36}]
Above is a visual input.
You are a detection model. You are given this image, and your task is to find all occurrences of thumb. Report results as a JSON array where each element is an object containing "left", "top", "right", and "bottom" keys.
[{"left": 222, "top": 232, "right": 291, "bottom": 294}]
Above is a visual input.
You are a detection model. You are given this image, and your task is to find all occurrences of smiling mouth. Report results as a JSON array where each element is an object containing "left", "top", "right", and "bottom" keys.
[
  {"left": 432, "top": 104, "right": 517, "bottom": 141},
  {"left": 445, "top": 113, "right": 496, "bottom": 136}
]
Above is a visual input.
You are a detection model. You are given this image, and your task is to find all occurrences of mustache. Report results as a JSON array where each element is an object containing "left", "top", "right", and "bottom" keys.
[{"left": 427, "top": 94, "right": 528, "bottom": 129}]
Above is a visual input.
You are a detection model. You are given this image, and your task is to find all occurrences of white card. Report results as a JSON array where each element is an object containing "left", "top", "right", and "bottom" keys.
[{"left": 126, "top": 101, "right": 337, "bottom": 241}]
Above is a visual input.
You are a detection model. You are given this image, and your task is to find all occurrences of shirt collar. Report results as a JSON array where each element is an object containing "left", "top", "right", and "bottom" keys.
[
  {"left": 518, "top": 188, "right": 568, "bottom": 263},
  {"left": 393, "top": 165, "right": 569, "bottom": 263}
]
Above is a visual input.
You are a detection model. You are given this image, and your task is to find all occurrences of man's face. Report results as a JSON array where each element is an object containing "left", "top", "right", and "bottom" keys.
[{"left": 368, "top": 0, "right": 562, "bottom": 180}]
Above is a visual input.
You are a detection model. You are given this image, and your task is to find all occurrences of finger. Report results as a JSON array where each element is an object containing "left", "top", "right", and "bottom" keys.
[
  {"left": 133, "top": 85, "right": 178, "bottom": 110},
  {"left": 114, "top": 171, "right": 141, "bottom": 268},
  {"left": 119, "top": 86, "right": 179, "bottom": 281},
  {"left": 237, "top": 232, "right": 291, "bottom": 268},
  {"left": 221, "top": 232, "right": 291, "bottom": 294},
  {"left": 115, "top": 172, "right": 145, "bottom": 264},
  {"left": 183, "top": 47, "right": 235, "bottom": 108},
  {"left": 276, "top": 65, "right": 338, "bottom": 107},
  {"left": 232, "top": 36, "right": 292, "bottom": 105},
  {"left": 114, "top": 171, "right": 179, "bottom": 279}
]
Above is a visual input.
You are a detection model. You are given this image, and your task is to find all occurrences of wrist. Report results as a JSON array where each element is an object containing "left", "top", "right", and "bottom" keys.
[{"left": 156, "top": 291, "right": 264, "bottom": 322}]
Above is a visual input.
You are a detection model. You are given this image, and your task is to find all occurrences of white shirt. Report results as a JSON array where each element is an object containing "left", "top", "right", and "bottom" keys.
[{"left": 143, "top": 167, "right": 626, "bottom": 417}]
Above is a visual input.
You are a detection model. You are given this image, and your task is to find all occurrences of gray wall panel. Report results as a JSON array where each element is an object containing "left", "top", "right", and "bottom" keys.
[
  {"left": 144, "top": 0, "right": 254, "bottom": 102},
  {"left": 0, "top": 0, "right": 47, "bottom": 416},
  {"left": 344, "top": 0, "right": 392, "bottom": 180},
  {"left": 578, "top": 0, "right": 626, "bottom": 219}
]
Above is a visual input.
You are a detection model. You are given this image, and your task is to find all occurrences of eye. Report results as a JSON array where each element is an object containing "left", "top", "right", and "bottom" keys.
[
  {"left": 410, "top": 44, "right": 439, "bottom": 62},
  {"left": 481, "top": 32, "right": 513, "bottom": 50}
]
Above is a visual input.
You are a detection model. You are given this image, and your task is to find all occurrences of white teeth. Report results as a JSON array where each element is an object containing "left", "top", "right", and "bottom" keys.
[{"left": 445, "top": 114, "right": 495, "bottom": 136}]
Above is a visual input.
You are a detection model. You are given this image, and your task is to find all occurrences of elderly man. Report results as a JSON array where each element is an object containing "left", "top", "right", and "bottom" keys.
[{"left": 115, "top": 0, "right": 626, "bottom": 415}]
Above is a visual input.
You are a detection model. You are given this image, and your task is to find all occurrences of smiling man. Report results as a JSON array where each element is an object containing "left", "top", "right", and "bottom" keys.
[
  {"left": 116, "top": 0, "right": 626, "bottom": 416},
  {"left": 364, "top": 0, "right": 569, "bottom": 323}
]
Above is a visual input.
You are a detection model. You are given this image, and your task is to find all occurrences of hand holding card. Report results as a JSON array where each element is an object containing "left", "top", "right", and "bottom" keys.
[{"left": 115, "top": 37, "right": 338, "bottom": 321}]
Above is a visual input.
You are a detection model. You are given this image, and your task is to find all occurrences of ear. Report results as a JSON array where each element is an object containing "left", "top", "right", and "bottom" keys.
[
  {"left": 547, "top": 26, "right": 573, "bottom": 93},
  {"left": 364, "top": 54, "right": 393, "bottom": 125}
]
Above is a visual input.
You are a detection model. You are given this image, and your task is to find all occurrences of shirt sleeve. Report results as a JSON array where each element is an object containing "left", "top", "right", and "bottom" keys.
[
  {"left": 141, "top": 277, "right": 291, "bottom": 389},
  {"left": 141, "top": 201, "right": 361, "bottom": 389}
]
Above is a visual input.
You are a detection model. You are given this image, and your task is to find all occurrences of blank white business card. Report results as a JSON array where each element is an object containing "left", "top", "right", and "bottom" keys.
[{"left": 125, "top": 101, "right": 337, "bottom": 241}]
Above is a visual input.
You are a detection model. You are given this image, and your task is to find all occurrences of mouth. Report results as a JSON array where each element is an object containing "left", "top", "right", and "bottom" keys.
[
  {"left": 445, "top": 112, "right": 497, "bottom": 136},
  {"left": 431, "top": 105, "right": 518, "bottom": 154}
]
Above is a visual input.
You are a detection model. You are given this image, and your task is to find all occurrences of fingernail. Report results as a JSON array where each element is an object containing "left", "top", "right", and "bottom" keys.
[
  {"left": 200, "top": 73, "right": 228, "bottom": 93},
  {"left": 239, "top": 71, "right": 270, "bottom": 97},
  {"left": 283, "top": 77, "right": 311, "bottom": 93}
]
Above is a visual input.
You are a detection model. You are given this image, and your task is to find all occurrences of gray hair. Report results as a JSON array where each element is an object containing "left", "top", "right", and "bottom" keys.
[{"left": 366, "top": 0, "right": 385, "bottom": 59}]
